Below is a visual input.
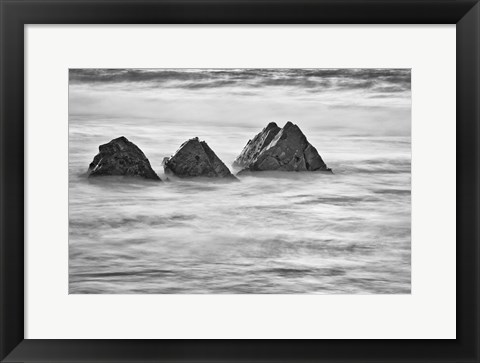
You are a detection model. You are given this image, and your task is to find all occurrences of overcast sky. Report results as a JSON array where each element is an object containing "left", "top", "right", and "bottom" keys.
[{"left": 69, "top": 68, "right": 411, "bottom": 136}]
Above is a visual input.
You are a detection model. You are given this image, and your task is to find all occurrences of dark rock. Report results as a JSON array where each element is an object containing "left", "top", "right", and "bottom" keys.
[
  {"left": 233, "top": 122, "right": 281, "bottom": 168},
  {"left": 163, "top": 137, "right": 237, "bottom": 180},
  {"left": 87, "top": 136, "right": 161, "bottom": 180},
  {"left": 235, "top": 121, "right": 332, "bottom": 173}
]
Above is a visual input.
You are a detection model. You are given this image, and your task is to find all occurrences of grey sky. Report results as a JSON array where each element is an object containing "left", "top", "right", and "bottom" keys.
[{"left": 69, "top": 68, "right": 411, "bottom": 136}]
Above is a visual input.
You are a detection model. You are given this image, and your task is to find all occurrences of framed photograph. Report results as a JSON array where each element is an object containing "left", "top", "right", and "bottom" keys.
[{"left": 1, "top": 0, "right": 479, "bottom": 362}]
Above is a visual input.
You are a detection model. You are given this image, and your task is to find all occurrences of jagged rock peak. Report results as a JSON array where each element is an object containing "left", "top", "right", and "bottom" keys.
[
  {"left": 163, "top": 137, "right": 237, "bottom": 180},
  {"left": 235, "top": 122, "right": 332, "bottom": 173},
  {"left": 233, "top": 122, "right": 281, "bottom": 168},
  {"left": 87, "top": 136, "right": 161, "bottom": 180},
  {"left": 265, "top": 121, "right": 279, "bottom": 130}
]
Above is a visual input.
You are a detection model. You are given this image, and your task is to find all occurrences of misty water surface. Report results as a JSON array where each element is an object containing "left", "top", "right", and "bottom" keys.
[{"left": 69, "top": 69, "right": 411, "bottom": 294}]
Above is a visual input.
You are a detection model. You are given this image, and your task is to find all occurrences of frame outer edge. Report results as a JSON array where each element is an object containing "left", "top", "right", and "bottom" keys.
[
  {"left": 1, "top": 0, "right": 480, "bottom": 362},
  {"left": 0, "top": 1, "right": 26, "bottom": 362},
  {"left": 457, "top": 1, "right": 480, "bottom": 361}
]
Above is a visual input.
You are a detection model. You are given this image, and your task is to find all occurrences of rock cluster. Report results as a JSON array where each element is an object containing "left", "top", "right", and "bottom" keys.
[
  {"left": 234, "top": 122, "right": 332, "bottom": 173},
  {"left": 87, "top": 122, "right": 332, "bottom": 181},
  {"left": 87, "top": 136, "right": 161, "bottom": 180},
  {"left": 163, "top": 137, "right": 237, "bottom": 180}
]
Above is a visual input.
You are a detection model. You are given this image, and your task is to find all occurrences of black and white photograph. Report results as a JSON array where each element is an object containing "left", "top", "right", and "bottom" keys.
[{"left": 69, "top": 68, "right": 411, "bottom": 294}]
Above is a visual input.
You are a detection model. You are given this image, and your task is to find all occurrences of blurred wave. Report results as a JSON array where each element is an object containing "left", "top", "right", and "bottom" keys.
[{"left": 69, "top": 118, "right": 410, "bottom": 294}]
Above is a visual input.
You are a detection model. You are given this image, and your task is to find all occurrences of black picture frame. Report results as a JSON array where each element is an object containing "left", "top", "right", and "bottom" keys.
[{"left": 1, "top": 0, "right": 479, "bottom": 362}]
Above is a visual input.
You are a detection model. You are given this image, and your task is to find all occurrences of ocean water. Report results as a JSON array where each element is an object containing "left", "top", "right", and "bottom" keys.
[{"left": 69, "top": 117, "right": 411, "bottom": 294}]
